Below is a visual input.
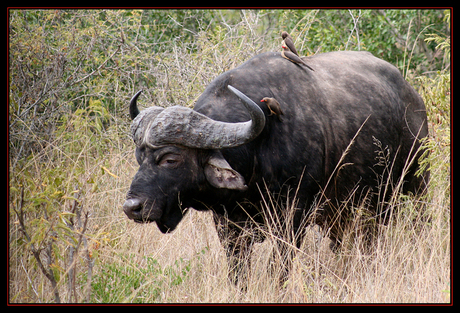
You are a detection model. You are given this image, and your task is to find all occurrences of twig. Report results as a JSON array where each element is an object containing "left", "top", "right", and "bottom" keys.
[
  {"left": 67, "top": 190, "right": 80, "bottom": 302},
  {"left": 66, "top": 189, "right": 93, "bottom": 303},
  {"left": 345, "top": 10, "right": 361, "bottom": 51},
  {"left": 377, "top": 10, "right": 406, "bottom": 47},
  {"left": 69, "top": 46, "right": 120, "bottom": 87},
  {"left": 296, "top": 10, "right": 320, "bottom": 55},
  {"left": 13, "top": 187, "right": 61, "bottom": 303},
  {"left": 20, "top": 258, "right": 40, "bottom": 302},
  {"left": 10, "top": 80, "right": 49, "bottom": 129},
  {"left": 46, "top": 238, "right": 61, "bottom": 303},
  {"left": 404, "top": 24, "right": 434, "bottom": 79},
  {"left": 74, "top": 200, "right": 93, "bottom": 303}
]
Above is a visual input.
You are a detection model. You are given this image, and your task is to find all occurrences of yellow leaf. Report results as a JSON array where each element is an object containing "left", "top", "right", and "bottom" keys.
[
  {"left": 62, "top": 195, "right": 79, "bottom": 201},
  {"left": 101, "top": 166, "right": 119, "bottom": 179}
]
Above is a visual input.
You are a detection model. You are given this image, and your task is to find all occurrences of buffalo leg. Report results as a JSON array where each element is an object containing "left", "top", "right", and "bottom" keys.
[
  {"left": 270, "top": 224, "right": 305, "bottom": 285},
  {"left": 266, "top": 206, "right": 307, "bottom": 285},
  {"left": 212, "top": 213, "right": 254, "bottom": 287}
]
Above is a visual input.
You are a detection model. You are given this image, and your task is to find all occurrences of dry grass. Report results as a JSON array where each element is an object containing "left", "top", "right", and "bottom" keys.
[
  {"left": 93, "top": 185, "right": 450, "bottom": 303},
  {"left": 87, "top": 153, "right": 454, "bottom": 303},
  {"left": 9, "top": 138, "right": 451, "bottom": 303}
]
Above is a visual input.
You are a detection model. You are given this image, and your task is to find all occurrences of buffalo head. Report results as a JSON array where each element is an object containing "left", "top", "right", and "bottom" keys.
[{"left": 122, "top": 85, "right": 265, "bottom": 233}]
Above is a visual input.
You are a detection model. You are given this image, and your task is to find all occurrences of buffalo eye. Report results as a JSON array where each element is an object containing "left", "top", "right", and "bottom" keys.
[{"left": 158, "top": 153, "right": 183, "bottom": 169}]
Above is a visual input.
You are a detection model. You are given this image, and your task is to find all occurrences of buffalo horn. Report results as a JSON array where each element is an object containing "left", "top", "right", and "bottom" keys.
[
  {"left": 130, "top": 85, "right": 265, "bottom": 149},
  {"left": 129, "top": 90, "right": 142, "bottom": 120}
]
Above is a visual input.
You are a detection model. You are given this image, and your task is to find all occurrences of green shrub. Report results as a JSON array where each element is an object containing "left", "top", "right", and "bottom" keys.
[{"left": 90, "top": 255, "right": 192, "bottom": 303}]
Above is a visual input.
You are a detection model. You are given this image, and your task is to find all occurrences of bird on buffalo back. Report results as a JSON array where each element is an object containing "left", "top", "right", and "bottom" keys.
[
  {"left": 280, "top": 31, "right": 314, "bottom": 71},
  {"left": 281, "top": 31, "right": 299, "bottom": 56},
  {"left": 261, "top": 97, "right": 284, "bottom": 122},
  {"left": 281, "top": 41, "right": 315, "bottom": 72}
]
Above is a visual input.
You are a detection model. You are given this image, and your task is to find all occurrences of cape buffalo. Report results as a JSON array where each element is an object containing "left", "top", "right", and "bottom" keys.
[{"left": 123, "top": 51, "right": 429, "bottom": 282}]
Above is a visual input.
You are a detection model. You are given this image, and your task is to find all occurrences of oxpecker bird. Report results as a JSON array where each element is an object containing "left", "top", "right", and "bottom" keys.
[
  {"left": 281, "top": 41, "right": 315, "bottom": 71},
  {"left": 261, "top": 97, "right": 284, "bottom": 121},
  {"left": 281, "top": 31, "right": 299, "bottom": 56}
]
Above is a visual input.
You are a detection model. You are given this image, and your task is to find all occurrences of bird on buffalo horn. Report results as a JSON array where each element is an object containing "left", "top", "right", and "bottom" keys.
[{"left": 261, "top": 97, "right": 284, "bottom": 121}]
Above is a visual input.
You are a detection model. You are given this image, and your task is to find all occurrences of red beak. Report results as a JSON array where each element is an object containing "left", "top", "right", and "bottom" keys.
[{"left": 260, "top": 99, "right": 265, "bottom": 102}]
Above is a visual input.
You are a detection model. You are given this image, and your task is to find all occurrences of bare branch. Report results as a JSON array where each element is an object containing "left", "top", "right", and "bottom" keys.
[
  {"left": 12, "top": 187, "right": 61, "bottom": 303},
  {"left": 345, "top": 10, "right": 362, "bottom": 51},
  {"left": 69, "top": 46, "right": 120, "bottom": 87}
]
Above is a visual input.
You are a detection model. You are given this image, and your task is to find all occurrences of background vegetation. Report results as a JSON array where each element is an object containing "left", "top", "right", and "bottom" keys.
[{"left": 9, "top": 9, "right": 450, "bottom": 303}]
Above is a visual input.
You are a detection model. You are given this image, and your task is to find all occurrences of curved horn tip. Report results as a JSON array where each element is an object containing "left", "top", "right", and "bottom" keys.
[
  {"left": 226, "top": 84, "right": 265, "bottom": 138},
  {"left": 227, "top": 85, "right": 250, "bottom": 104},
  {"left": 129, "top": 90, "right": 143, "bottom": 120},
  {"left": 227, "top": 85, "right": 264, "bottom": 115},
  {"left": 227, "top": 85, "right": 239, "bottom": 96}
]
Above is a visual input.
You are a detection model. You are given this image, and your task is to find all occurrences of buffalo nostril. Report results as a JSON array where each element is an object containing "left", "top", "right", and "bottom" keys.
[{"left": 123, "top": 198, "right": 143, "bottom": 219}]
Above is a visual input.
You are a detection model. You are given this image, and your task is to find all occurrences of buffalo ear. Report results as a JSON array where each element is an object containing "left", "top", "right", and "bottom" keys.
[{"left": 204, "top": 151, "right": 248, "bottom": 191}]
